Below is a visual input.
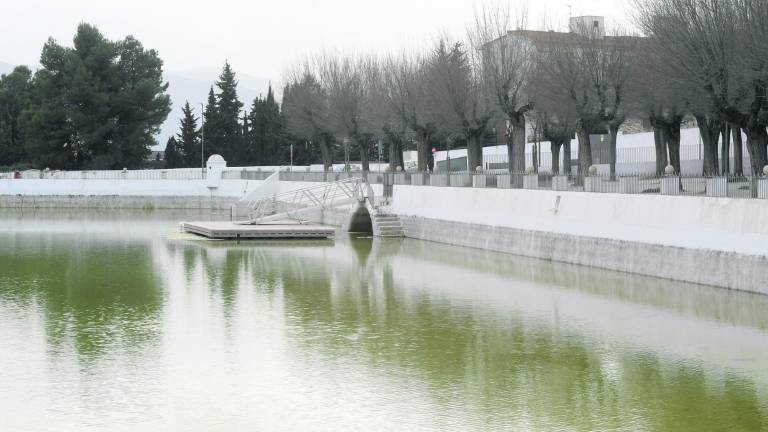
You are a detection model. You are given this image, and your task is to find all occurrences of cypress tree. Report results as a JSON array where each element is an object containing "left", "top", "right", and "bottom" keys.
[
  {"left": 177, "top": 101, "right": 201, "bottom": 168},
  {"left": 262, "top": 85, "right": 287, "bottom": 165},
  {"left": 214, "top": 61, "right": 243, "bottom": 163},
  {"left": 241, "top": 110, "right": 251, "bottom": 164},
  {"left": 247, "top": 96, "right": 265, "bottom": 165},
  {"left": 202, "top": 87, "right": 220, "bottom": 159}
]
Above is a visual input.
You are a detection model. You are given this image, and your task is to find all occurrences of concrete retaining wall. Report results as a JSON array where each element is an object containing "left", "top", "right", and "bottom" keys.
[
  {"left": 0, "top": 194, "right": 238, "bottom": 210},
  {"left": 389, "top": 185, "right": 768, "bottom": 293},
  {"left": 400, "top": 216, "right": 768, "bottom": 294},
  {"left": 0, "top": 178, "right": 262, "bottom": 198}
]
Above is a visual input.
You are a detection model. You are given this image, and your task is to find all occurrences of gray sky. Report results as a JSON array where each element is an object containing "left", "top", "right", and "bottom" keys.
[{"left": 4, "top": 0, "right": 632, "bottom": 83}]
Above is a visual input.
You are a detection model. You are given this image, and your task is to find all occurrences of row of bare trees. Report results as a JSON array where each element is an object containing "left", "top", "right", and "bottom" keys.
[
  {"left": 282, "top": 1, "right": 768, "bottom": 177},
  {"left": 635, "top": 0, "right": 768, "bottom": 177}
]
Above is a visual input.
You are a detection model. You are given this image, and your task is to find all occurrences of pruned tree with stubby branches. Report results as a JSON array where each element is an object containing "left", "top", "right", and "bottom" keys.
[
  {"left": 537, "top": 24, "right": 637, "bottom": 177},
  {"left": 469, "top": 3, "right": 534, "bottom": 173},
  {"left": 635, "top": 0, "right": 768, "bottom": 175}
]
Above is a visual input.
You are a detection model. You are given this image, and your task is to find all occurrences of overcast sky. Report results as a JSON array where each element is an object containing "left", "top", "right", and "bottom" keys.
[{"left": 4, "top": 0, "right": 633, "bottom": 83}]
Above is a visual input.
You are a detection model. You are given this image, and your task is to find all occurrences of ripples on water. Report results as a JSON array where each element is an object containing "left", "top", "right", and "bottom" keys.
[{"left": 0, "top": 210, "right": 766, "bottom": 431}]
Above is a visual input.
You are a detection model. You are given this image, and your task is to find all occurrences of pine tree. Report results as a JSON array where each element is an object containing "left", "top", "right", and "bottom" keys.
[
  {"left": 177, "top": 101, "right": 201, "bottom": 168},
  {"left": 19, "top": 24, "right": 170, "bottom": 169},
  {"left": 164, "top": 136, "right": 182, "bottom": 168}
]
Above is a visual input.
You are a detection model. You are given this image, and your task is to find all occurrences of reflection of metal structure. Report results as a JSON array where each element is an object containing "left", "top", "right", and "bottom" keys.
[{"left": 241, "top": 177, "right": 374, "bottom": 225}]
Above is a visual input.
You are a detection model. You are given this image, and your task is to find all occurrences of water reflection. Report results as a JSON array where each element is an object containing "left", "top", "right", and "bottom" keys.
[
  {"left": 0, "top": 230, "right": 162, "bottom": 361},
  {"left": 180, "top": 238, "right": 768, "bottom": 431},
  {"left": 1, "top": 210, "right": 767, "bottom": 431}
]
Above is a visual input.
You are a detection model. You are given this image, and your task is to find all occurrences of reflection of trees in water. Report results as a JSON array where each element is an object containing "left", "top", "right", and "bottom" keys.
[
  {"left": 0, "top": 235, "right": 162, "bottom": 361},
  {"left": 239, "top": 240, "right": 768, "bottom": 431},
  {"left": 173, "top": 237, "right": 767, "bottom": 431}
]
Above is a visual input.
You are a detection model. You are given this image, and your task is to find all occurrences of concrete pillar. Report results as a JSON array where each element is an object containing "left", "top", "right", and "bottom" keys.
[
  {"left": 430, "top": 173, "right": 448, "bottom": 187},
  {"left": 584, "top": 176, "right": 601, "bottom": 192},
  {"left": 497, "top": 174, "right": 511, "bottom": 189},
  {"left": 552, "top": 175, "right": 569, "bottom": 191},
  {"left": 523, "top": 174, "right": 539, "bottom": 189},
  {"left": 450, "top": 173, "right": 471, "bottom": 187},
  {"left": 706, "top": 177, "right": 727, "bottom": 197},
  {"left": 473, "top": 174, "right": 487, "bottom": 188},
  {"left": 661, "top": 176, "right": 681, "bottom": 195},
  {"left": 619, "top": 177, "right": 639, "bottom": 194},
  {"left": 758, "top": 178, "right": 768, "bottom": 199},
  {"left": 411, "top": 173, "right": 426, "bottom": 186}
]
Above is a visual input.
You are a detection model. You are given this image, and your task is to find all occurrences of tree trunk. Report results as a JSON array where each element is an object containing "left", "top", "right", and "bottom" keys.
[
  {"left": 320, "top": 135, "right": 333, "bottom": 172},
  {"left": 416, "top": 130, "right": 429, "bottom": 172},
  {"left": 732, "top": 125, "right": 744, "bottom": 176},
  {"left": 608, "top": 123, "right": 619, "bottom": 179},
  {"left": 666, "top": 123, "right": 681, "bottom": 175},
  {"left": 467, "top": 133, "right": 483, "bottom": 173},
  {"left": 744, "top": 124, "right": 768, "bottom": 176},
  {"left": 562, "top": 138, "right": 572, "bottom": 176},
  {"left": 508, "top": 114, "right": 526, "bottom": 173},
  {"left": 387, "top": 135, "right": 404, "bottom": 171},
  {"left": 354, "top": 137, "right": 370, "bottom": 172},
  {"left": 576, "top": 127, "right": 592, "bottom": 176},
  {"left": 551, "top": 139, "right": 562, "bottom": 175},
  {"left": 720, "top": 124, "right": 730, "bottom": 175},
  {"left": 696, "top": 115, "right": 720, "bottom": 176},
  {"left": 653, "top": 125, "right": 668, "bottom": 175}
]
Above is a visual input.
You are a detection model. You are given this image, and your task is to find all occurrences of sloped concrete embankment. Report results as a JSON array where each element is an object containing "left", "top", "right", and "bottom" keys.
[{"left": 389, "top": 186, "right": 768, "bottom": 294}]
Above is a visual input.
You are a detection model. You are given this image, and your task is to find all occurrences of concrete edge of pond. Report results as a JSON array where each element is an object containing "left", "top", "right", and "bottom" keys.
[{"left": 397, "top": 216, "right": 768, "bottom": 295}]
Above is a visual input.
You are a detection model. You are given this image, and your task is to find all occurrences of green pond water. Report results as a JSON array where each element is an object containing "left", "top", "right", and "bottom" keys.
[{"left": 0, "top": 210, "right": 766, "bottom": 431}]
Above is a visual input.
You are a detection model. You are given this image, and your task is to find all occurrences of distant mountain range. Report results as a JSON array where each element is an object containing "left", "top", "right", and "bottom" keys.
[
  {"left": 0, "top": 61, "right": 274, "bottom": 150},
  {"left": 0, "top": 61, "right": 14, "bottom": 75}
]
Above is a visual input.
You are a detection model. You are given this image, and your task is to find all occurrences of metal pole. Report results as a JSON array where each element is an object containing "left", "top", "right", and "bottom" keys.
[
  {"left": 446, "top": 138, "right": 451, "bottom": 173},
  {"left": 200, "top": 103, "right": 205, "bottom": 177},
  {"left": 290, "top": 143, "right": 293, "bottom": 168}
]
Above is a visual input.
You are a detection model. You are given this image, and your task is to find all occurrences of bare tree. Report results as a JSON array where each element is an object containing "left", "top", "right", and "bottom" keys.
[
  {"left": 539, "top": 24, "right": 636, "bottom": 178},
  {"left": 315, "top": 53, "right": 376, "bottom": 172},
  {"left": 361, "top": 56, "right": 406, "bottom": 170},
  {"left": 469, "top": 4, "right": 534, "bottom": 173},
  {"left": 632, "top": 41, "right": 688, "bottom": 174},
  {"left": 382, "top": 54, "right": 437, "bottom": 172},
  {"left": 538, "top": 35, "right": 596, "bottom": 176},
  {"left": 282, "top": 65, "right": 335, "bottom": 171}
]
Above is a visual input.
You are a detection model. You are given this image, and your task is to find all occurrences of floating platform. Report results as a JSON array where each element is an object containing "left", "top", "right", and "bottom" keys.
[{"left": 180, "top": 220, "right": 336, "bottom": 240}]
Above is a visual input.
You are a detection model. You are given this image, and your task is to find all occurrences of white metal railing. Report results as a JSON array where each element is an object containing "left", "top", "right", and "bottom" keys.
[{"left": 242, "top": 177, "right": 374, "bottom": 224}]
